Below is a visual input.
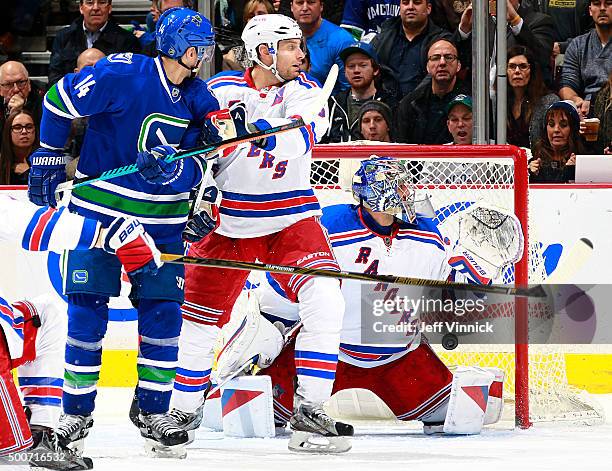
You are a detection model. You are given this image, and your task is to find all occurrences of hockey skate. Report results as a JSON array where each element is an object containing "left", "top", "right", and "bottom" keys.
[
  {"left": 169, "top": 405, "right": 203, "bottom": 445},
  {"left": 288, "top": 400, "right": 354, "bottom": 454},
  {"left": 137, "top": 411, "right": 189, "bottom": 459},
  {"left": 55, "top": 414, "right": 93, "bottom": 455},
  {"left": 29, "top": 425, "right": 93, "bottom": 470}
]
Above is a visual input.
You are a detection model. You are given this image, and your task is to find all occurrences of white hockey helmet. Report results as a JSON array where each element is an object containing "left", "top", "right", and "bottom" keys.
[{"left": 241, "top": 14, "right": 303, "bottom": 82}]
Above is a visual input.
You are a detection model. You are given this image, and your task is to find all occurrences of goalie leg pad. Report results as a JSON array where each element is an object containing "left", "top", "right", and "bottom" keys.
[
  {"left": 221, "top": 376, "right": 275, "bottom": 438},
  {"left": 441, "top": 366, "right": 495, "bottom": 435},
  {"left": 483, "top": 367, "right": 505, "bottom": 425},
  {"left": 216, "top": 292, "right": 284, "bottom": 382}
]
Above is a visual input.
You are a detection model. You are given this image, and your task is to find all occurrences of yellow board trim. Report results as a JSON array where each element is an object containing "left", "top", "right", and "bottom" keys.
[{"left": 96, "top": 350, "right": 612, "bottom": 393}]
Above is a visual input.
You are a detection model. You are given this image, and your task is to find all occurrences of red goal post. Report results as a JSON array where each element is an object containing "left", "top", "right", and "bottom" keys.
[{"left": 310, "top": 144, "right": 532, "bottom": 427}]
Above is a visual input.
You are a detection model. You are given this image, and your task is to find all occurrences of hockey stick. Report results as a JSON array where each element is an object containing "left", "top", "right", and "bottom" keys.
[
  {"left": 160, "top": 253, "right": 547, "bottom": 298},
  {"left": 545, "top": 238, "right": 593, "bottom": 284},
  {"left": 206, "top": 320, "right": 303, "bottom": 399},
  {"left": 54, "top": 64, "right": 339, "bottom": 195}
]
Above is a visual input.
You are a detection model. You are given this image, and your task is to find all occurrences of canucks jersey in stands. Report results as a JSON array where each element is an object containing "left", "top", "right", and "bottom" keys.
[
  {"left": 205, "top": 68, "right": 329, "bottom": 238},
  {"left": 41, "top": 53, "right": 219, "bottom": 243},
  {"left": 256, "top": 203, "right": 453, "bottom": 368}
]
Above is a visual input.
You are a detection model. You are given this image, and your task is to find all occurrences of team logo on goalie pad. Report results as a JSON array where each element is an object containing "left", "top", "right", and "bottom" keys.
[
  {"left": 221, "top": 376, "right": 275, "bottom": 438},
  {"left": 461, "top": 385, "right": 489, "bottom": 412}
]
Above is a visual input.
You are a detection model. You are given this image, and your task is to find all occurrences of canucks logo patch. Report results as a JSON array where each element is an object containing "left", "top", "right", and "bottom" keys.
[{"left": 72, "top": 270, "right": 88, "bottom": 284}]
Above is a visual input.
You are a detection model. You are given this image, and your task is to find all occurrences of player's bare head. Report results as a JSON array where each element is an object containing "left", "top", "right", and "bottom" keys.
[
  {"left": 242, "top": 14, "right": 304, "bottom": 82},
  {"left": 80, "top": 0, "right": 112, "bottom": 32},
  {"left": 291, "top": 0, "right": 324, "bottom": 29},
  {"left": 0, "top": 61, "right": 30, "bottom": 99},
  {"left": 75, "top": 48, "right": 106, "bottom": 72},
  {"left": 352, "top": 156, "right": 416, "bottom": 224}
]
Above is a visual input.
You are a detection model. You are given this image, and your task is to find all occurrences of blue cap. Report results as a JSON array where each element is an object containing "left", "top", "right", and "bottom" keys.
[
  {"left": 547, "top": 100, "right": 580, "bottom": 130},
  {"left": 339, "top": 42, "right": 379, "bottom": 65}
]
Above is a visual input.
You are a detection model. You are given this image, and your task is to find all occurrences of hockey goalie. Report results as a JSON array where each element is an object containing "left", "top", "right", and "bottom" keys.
[{"left": 216, "top": 156, "right": 524, "bottom": 438}]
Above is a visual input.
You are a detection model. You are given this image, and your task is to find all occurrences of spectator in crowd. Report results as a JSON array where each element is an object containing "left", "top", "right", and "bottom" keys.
[
  {"left": 529, "top": 100, "right": 586, "bottom": 182},
  {"left": 291, "top": 0, "right": 355, "bottom": 92},
  {"left": 323, "top": 42, "right": 397, "bottom": 142},
  {"left": 395, "top": 38, "right": 469, "bottom": 144},
  {"left": 223, "top": 0, "right": 276, "bottom": 71},
  {"left": 48, "top": 0, "right": 141, "bottom": 86},
  {"left": 505, "top": 46, "right": 558, "bottom": 149},
  {"left": 340, "top": 0, "right": 401, "bottom": 42},
  {"left": 559, "top": 0, "right": 612, "bottom": 118},
  {"left": 132, "top": 0, "right": 161, "bottom": 48},
  {"left": 431, "top": 0, "right": 471, "bottom": 31},
  {"left": 587, "top": 70, "right": 612, "bottom": 154},
  {"left": 457, "top": 0, "right": 555, "bottom": 88},
  {"left": 372, "top": 0, "right": 453, "bottom": 97},
  {"left": 0, "top": 61, "right": 44, "bottom": 146},
  {"left": 446, "top": 93, "right": 473, "bottom": 144},
  {"left": 64, "top": 48, "right": 106, "bottom": 179},
  {"left": 528, "top": 0, "right": 592, "bottom": 58},
  {"left": 0, "top": 110, "right": 38, "bottom": 185},
  {"left": 355, "top": 100, "right": 394, "bottom": 141}
]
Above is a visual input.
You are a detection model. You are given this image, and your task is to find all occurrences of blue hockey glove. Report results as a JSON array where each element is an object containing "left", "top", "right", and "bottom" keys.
[
  {"left": 201, "top": 102, "right": 258, "bottom": 144},
  {"left": 136, "top": 145, "right": 182, "bottom": 185},
  {"left": 182, "top": 207, "right": 218, "bottom": 243},
  {"left": 27, "top": 148, "right": 67, "bottom": 207}
]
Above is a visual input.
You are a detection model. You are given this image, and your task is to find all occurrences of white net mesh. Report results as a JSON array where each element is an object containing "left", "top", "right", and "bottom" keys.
[{"left": 310, "top": 144, "right": 603, "bottom": 426}]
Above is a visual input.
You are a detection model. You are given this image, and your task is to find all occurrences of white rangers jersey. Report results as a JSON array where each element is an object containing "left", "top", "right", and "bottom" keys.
[
  {"left": 256, "top": 204, "right": 454, "bottom": 368},
  {"left": 0, "top": 195, "right": 100, "bottom": 360},
  {"left": 206, "top": 69, "right": 330, "bottom": 238}
]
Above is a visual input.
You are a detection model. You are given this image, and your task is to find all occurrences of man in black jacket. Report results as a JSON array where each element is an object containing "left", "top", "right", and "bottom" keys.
[
  {"left": 323, "top": 42, "right": 398, "bottom": 143},
  {"left": 47, "top": 0, "right": 140, "bottom": 86},
  {"left": 371, "top": 0, "right": 452, "bottom": 97},
  {"left": 396, "top": 38, "right": 470, "bottom": 144}
]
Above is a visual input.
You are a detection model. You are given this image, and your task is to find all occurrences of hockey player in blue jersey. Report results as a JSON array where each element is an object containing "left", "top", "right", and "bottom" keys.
[{"left": 26, "top": 7, "right": 219, "bottom": 455}]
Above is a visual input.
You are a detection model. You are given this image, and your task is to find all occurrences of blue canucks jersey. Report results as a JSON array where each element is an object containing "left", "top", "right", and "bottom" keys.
[{"left": 41, "top": 53, "right": 219, "bottom": 243}]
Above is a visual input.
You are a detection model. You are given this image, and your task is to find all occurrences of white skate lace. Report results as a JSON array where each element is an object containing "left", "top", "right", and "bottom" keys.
[
  {"left": 57, "top": 415, "right": 87, "bottom": 439},
  {"left": 147, "top": 413, "right": 182, "bottom": 437},
  {"left": 168, "top": 409, "right": 191, "bottom": 426}
]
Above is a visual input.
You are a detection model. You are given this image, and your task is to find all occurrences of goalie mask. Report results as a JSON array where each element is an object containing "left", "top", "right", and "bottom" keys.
[
  {"left": 352, "top": 156, "right": 416, "bottom": 223},
  {"left": 242, "top": 14, "right": 303, "bottom": 82}
]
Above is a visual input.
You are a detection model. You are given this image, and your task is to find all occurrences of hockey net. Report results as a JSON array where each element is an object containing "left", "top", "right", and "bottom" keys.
[{"left": 309, "top": 143, "right": 603, "bottom": 427}]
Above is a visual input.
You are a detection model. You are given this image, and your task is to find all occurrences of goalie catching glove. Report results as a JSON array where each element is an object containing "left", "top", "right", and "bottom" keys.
[
  {"left": 448, "top": 203, "right": 524, "bottom": 284},
  {"left": 101, "top": 217, "right": 163, "bottom": 276}
]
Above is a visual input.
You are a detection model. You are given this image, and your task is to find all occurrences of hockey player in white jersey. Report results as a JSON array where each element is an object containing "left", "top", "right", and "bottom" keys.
[
  {"left": 170, "top": 14, "right": 353, "bottom": 453},
  {"left": 242, "top": 157, "right": 523, "bottom": 435},
  {"left": 0, "top": 195, "right": 161, "bottom": 469}
]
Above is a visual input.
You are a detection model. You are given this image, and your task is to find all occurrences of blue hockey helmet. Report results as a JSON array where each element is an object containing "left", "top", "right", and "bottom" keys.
[
  {"left": 352, "top": 156, "right": 416, "bottom": 223},
  {"left": 156, "top": 7, "right": 215, "bottom": 62}
]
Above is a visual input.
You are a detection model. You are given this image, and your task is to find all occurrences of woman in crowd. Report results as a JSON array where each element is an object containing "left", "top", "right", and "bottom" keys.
[
  {"left": 506, "top": 46, "right": 558, "bottom": 150},
  {"left": 529, "top": 101, "right": 586, "bottom": 183},
  {"left": 0, "top": 110, "right": 38, "bottom": 185},
  {"left": 222, "top": 0, "right": 276, "bottom": 71}
]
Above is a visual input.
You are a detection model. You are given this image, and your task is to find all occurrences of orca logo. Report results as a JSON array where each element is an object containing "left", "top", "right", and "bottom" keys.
[{"left": 72, "top": 270, "right": 88, "bottom": 284}]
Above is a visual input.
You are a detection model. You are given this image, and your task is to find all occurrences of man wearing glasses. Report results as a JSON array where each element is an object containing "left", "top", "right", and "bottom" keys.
[
  {"left": 396, "top": 38, "right": 470, "bottom": 144},
  {"left": 0, "top": 61, "right": 44, "bottom": 146},
  {"left": 48, "top": 0, "right": 140, "bottom": 87}
]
